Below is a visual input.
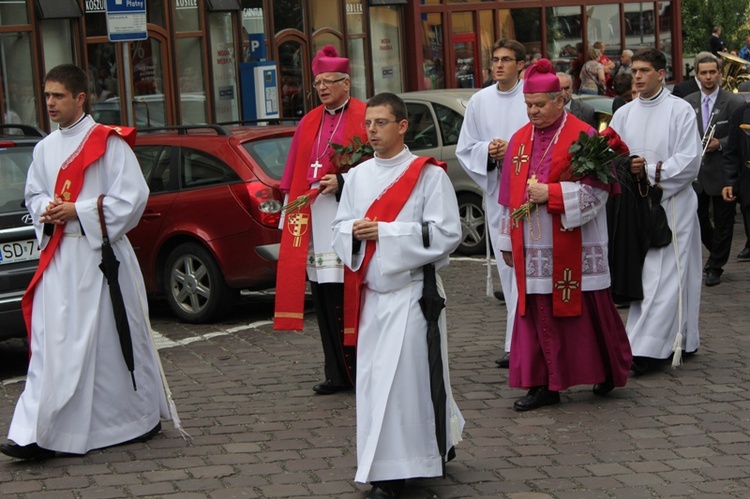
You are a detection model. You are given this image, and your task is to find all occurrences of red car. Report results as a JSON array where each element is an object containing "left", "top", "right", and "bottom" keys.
[{"left": 129, "top": 124, "right": 293, "bottom": 323}]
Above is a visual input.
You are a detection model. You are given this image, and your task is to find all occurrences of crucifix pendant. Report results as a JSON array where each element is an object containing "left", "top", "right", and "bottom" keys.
[
  {"left": 311, "top": 160, "right": 322, "bottom": 178},
  {"left": 527, "top": 174, "right": 538, "bottom": 187}
]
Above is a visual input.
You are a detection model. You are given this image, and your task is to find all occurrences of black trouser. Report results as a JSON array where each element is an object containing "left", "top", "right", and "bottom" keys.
[
  {"left": 310, "top": 281, "right": 355, "bottom": 386},
  {"left": 740, "top": 203, "right": 750, "bottom": 250},
  {"left": 697, "top": 191, "right": 736, "bottom": 272}
]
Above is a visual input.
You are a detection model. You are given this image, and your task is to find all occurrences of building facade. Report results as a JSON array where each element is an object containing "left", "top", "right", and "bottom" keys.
[{"left": 0, "top": 0, "right": 682, "bottom": 130}]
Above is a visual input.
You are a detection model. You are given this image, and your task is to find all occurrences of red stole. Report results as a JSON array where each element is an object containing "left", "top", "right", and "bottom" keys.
[
  {"left": 22, "top": 124, "right": 137, "bottom": 338},
  {"left": 274, "top": 99, "right": 368, "bottom": 331},
  {"left": 507, "top": 116, "right": 591, "bottom": 317},
  {"left": 343, "top": 156, "right": 447, "bottom": 347}
]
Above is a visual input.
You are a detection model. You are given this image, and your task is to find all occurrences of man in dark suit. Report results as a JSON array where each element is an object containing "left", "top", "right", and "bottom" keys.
[
  {"left": 672, "top": 52, "right": 715, "bottom": 98},
  {"left": 709, "top": 26, "right": 728, "bottom": 56},
  {"left": 686, "top": 54, "right": 745, "bottom": 286},
  {"left": 722, "top": 103, "right": 750, "bottom": 261},
  {"left": 557, "top": 72, "right": 597, "bottom": 128}
]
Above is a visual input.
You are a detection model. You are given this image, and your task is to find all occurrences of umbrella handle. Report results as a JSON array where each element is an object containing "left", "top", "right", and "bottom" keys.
[{"left": 97, "top": 194, "right": 110, "bottom": 244}]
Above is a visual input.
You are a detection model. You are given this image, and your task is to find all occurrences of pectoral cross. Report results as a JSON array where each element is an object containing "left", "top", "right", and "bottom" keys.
[
  {"left": 527, "top": 174, "right": 538, "bottom": 187},
  {"left": 311, "top": 160, "right": 323, "bottom": 178},
  {"left": 512, "top": 143, "right": 529, "bottom": 175}
]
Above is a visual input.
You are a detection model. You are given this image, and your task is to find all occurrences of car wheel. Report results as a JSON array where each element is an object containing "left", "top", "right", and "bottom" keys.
[
  {"left": 163, "top": 242, "right": 234, "bottom": 323},
  {"left": 456, "top": 192, "right": 486, "bottom": 255}
]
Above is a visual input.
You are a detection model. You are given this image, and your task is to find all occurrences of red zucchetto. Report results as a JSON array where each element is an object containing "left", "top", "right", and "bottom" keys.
[
  {"left": 523, "top": 59, "right": 561, "bottom": 93},
  {"left": 312, "top": 45, "right": 350, "bottom": 76}
]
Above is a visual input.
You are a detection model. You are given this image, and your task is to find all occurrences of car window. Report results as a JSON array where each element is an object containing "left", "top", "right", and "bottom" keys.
[
  {"left": 434, "top": 103, "right": 463, "bottom": 147},
  {"left": 404, "top": 103, "right": 438, "bottom": 151},
  {"left": 135, "top": 145, "right": 173, "bottom": 193},
  {"left": 242, "top": 136, "right": 292, "bottom": 180},
  {"left": 180, "top": 148, "right": 240, "bottom": 189},
  {"left": 0, "top": 145, "right": 34, "bottom": 214}
]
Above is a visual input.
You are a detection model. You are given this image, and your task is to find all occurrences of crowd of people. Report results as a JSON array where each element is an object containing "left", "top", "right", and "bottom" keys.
[{"left": 3, "top": 32, "right": 750, "bottom": 499}]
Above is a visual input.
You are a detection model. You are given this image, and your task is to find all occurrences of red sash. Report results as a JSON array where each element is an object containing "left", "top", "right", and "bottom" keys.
[
  {"left": 507, "top": 116, "right": 591, "bottom": 317},
  {"left": 274, "top": 99, "right": 368, "bottom": 331},
  {"left": 343, "top": 156, "right": 447, "bottom": 347},
  {"left": 22, "top": 124, "right": 136, "bottom": 338}
]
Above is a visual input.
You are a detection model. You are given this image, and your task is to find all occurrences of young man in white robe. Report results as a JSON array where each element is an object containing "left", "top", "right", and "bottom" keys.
[
  {"left": 609, "top": 48, "right": 702, "bottom": 373},
  {"left": 1, "top": 64, "right": 170, "bottom": 460},
  {"left": 332, "top": 93, "right": 464, "bottom": 499},
  {"left": 456, "top": 38, "right": 528, "bottom": 368}
]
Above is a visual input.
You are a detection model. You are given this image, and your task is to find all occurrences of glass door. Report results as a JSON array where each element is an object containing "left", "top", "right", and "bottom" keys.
[
  {"left": 454, "top": 33, "right": 478, "bottom": 88},
  {"left": 131, "top": 34, "right": 174, "bottom": 127}
]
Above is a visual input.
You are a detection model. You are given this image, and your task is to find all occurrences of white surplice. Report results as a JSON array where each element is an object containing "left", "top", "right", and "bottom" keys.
[
  {"left": 609, "top": 89, "right": 702, "bottom": 359},
  {"left": 9, "top": 115, "right": 169, "bottom": 454},
  {"left": 332, "top": 147, "right": 464, "bottom": 483},
  {"left": 456, "top": 81, "right": 528, "bottom": 351}
]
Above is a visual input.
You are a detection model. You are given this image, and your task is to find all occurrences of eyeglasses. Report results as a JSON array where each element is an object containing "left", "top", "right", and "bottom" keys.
[
  {"left": 561, "top": 86, "right": 572, "bottom": 91},
  {"left": 361, "top": 119, "right": 399, "bottom": 129},
  {"left": 491, "top": 57, "right": 517, "bottom": 64},
  {"left": 312, "top": 77, "right": 346, "bottom": 89}
]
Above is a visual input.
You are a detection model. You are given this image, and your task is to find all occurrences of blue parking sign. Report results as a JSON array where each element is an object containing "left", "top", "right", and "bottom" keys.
[{"left": 106, "top": 0, "right": 148, "bottom": 42}]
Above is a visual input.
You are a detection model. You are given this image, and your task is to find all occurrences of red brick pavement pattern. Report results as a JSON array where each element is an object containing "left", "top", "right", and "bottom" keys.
[{"left": 2, "top": 232, "right": 750, "bottom": 498}]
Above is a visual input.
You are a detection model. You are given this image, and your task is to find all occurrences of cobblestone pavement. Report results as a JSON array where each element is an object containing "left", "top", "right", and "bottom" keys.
[{"left": 1, "top": 235, "right": 750, "bottom": 498}]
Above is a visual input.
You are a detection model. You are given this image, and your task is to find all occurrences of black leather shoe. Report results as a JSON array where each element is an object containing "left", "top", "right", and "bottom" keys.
[
  {"left": 125, "top": 422, "right": 161, "bottom": 445},
  {"left": 0, "top": 443, "right": 55, "bottom": 460},
  {"left": 513, "top": 386, "right": 560, "bottom": 411},
  {"left": 366, "top": 480, "right": 404, "bottom": 499},
  {"left": 593, "top": 377, "right": 615, "bottom": 396},
  {"left": 738, "top": 247, "right": 750, "bottom": 259},
  {"left": 705, "top": 270, "right": 721, "bottom": 287},
  {"left": 495, "top": 352, "right": 510, "bottom": 369},
  {"left": 493, "top": 290, "right": 505, "bottom": 302},
  {"left": 312, "top": 380, "right": 351, "bottom": 395},
  {"left": 630, "top": 356, "right": 650, "bottom": 375}
]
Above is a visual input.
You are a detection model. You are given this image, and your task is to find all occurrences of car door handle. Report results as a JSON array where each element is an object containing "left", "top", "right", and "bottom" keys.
[{"left": 141, "top": 212, "right": 161, "bottom": 220}]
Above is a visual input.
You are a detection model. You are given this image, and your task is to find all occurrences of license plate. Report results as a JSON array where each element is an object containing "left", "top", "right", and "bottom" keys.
[{"left": 0, "top": 239, "right": 40, "bottom": 265}]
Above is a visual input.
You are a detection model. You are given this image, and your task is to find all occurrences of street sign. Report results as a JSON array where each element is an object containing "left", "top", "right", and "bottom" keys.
[{"left": 106, "top": 0, "right": 148, "bottom": 42}]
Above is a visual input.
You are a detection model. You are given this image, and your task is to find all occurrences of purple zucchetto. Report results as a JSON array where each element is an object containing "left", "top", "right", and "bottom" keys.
[
  {"left": 523, "top": 59, "right": 561, "bottom": 93},
  {"left": 312, "top": 45, "right": 350, "bottom": 76}
]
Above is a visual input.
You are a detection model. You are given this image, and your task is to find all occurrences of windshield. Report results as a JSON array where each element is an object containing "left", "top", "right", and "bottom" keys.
[
  {"left": 241, "top": 136, "right": 292, "bottom": 180},
  {"left": 0, "top": 145, "right": 33, "bottom": 215}
]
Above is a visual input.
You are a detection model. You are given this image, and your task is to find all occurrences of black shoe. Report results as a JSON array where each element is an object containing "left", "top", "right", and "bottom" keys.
[
  {"left": 513, "top": 386, "right": 560, "bottom": 411},
  {"left": 593, "top": 377, "right": 615, "bottom": 396},
  {"left": 313, "top": 380, "right": 351, "bottom": 395},
  {"left": 705, "top": 270, "right": 721, "bottom": 287},
  {"left": 125, "top": 422, "right": 161, "bottom": 445},
  {"left": 738, "top": 247, "right": 750, "bottom": 259},
  {"left": 495, "top": 352, "right": 510, "bottom": 369},
  {"left": 366, "top": 480, "right": 404, "bottom": 499},
  {"left": 0, "top": 442, "right": 55, "bottom": 460},
  {"left": 630, "top": 356, "right": 650, "bottom": 376},
  {"left": 493, "top": 290, "right": 505, "bottom": 302}
]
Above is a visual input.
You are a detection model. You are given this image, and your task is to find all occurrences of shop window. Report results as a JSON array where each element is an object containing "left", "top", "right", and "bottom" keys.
[
  {"left": 36, "top": 0, "right": 82, "bottom": 19},
  {"left": 624, "top": 3, "right": 655, "bottom": 50},
  {"left": 83, "top": 2, "right": 107, "bottom": 37},
  {"left": 546, "top": 6, "right": 582, "bottom": 75},
  {"left": 273, "top": 0, "right": 304, "bottom": 33},
  {"left": 311, "top": 0, "right": 340, "bottom": 32},
  {"left": 659, "top": 1, "right": 673, "bottom": 81},
  {"left": 131, "top": 38, "right": 167, "bottom": 127},
  {"left": 0, "top": 0, "right": 28, "bottom": 25},
  {"left": 176, "top": 37, "right": 208, "bottom": 124},
  {"left": 175, "top": 0, "right": 201, "bottom": 33},
  {"left": 453, "top": 12, "right": 477, "bottom": 89},
  {"left": 421, "top": 12, "right": 444, "bottom": 90},
  {"left": 478, "top": 9, "right": 494, "bottom": 85},
  {"left": 586, "top": 4, "right": 621, "bottom": 58},
  {"left": 348, "top": 37, "right": 367, "bottom": 100},
  {"left": 148, "top": 0, "right": 166, "bottom": 28},
  {"left": 345, "top": 0, "right": 364, "bottom": 35},
  {"left": 278, "top": 40, "right": 305, "bottom": 119},
  {"left": 312, "top": 34, "right": 342, "bottom": 55},
  {"left": 88, "top": 43, "right": 121, "bottom": 124},
  {"left": 209, "top": 12, "right": 240, "bottom": 123},
  {"left": 41, "top": 19, "right": 76, "bottom": 78},
  {"left": 370, "top": 5, "right": 403, "bottom": 94},
  {"left": 0, "top": 31, "right": 38, "bottom": 126},
  {"left": 499, "top": 9, "right": 541, "bottom": 59}
]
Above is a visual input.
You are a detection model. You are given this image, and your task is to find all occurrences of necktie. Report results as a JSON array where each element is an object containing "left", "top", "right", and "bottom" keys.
[{"left": 703, "top": 95, "right": 711, "bottom": 132}]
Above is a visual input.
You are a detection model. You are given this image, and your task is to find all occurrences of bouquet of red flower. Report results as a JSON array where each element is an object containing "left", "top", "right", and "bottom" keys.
[
  {"left": 283, "top": 137, "right": 373, "bottom": 214},
  {"left": 511, "top": 128, "right": 625, "bottom": 222}
]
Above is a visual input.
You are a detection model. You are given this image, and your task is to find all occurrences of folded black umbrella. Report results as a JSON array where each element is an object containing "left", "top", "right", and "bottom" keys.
[
  {"left": 419, "top": 262, "right": 447, "bottom": 477},
  {"left": 97, "top": 195, "right": 136, "bottom": 390}
]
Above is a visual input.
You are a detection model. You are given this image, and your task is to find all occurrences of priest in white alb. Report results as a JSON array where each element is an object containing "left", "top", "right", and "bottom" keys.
[
  {"left": 456, "top": 38, "right": 528, "bottom": 368},
  {"left": 609, "top": 47, "right": 702, "bottom": 374},
  {"left": 332, "top": 93, "right": 464, "bottom": 499}
]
